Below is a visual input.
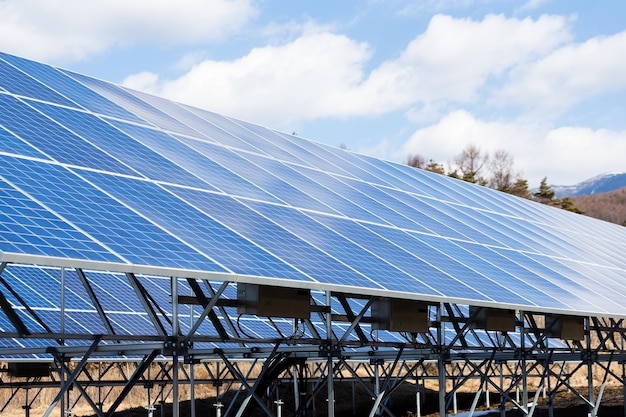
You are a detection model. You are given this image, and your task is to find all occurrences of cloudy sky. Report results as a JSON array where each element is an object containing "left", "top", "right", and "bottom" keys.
[{"left": 1, "top": 0, "right": 625, "bottom": 187}]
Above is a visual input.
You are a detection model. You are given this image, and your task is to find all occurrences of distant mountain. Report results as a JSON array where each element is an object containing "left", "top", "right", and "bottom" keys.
[{"left": 553, "top": 172, "right": 626, "bottom": 198}]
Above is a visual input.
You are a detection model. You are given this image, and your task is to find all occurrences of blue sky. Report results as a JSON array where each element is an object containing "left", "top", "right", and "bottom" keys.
[{"left": 1, "top": 0, "right": 625, "bottom": 187}]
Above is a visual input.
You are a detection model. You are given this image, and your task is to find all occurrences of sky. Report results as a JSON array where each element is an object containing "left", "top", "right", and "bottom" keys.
[{"left": 1, "top": 0, "right": 625, "bottom": 187}]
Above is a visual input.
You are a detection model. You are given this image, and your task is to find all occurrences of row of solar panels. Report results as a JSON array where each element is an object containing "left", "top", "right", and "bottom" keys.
[
  {"left": 0, "top": 265, "right": 567, "bottom": 355},
  {"left": 1, "top": 51, "right": 626, "bottom": 319}
]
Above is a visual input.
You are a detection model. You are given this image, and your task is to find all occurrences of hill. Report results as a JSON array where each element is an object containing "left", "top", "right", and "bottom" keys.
[
  {"left": 553, "top": 173, "right": 626, "bottom": 198},
  {"left": 570, "top": 187, "right": 626, "bottom": 226}
]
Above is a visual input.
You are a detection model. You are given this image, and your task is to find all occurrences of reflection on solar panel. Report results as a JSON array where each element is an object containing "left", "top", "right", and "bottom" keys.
[{"left": 1, "top": 50, "right": 626, "bottom": 322}]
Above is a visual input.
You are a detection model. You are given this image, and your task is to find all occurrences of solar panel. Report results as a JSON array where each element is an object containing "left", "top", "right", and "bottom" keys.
[{"left": 1, "top": 50, "right": 626, "bottom": 323}]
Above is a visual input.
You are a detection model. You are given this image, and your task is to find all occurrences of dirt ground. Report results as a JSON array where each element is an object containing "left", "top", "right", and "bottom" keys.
[{"left": 81, "top": 385, "right": 625, "bottom": 417}]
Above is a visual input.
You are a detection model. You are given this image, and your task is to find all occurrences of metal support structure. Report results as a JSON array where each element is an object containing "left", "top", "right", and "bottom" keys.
[{"left": 1, "top": 265, "right": 626, "bottom": 416}]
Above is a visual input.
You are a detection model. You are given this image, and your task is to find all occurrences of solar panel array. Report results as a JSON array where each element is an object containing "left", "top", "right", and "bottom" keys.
[{"left": 1, "top": 50, "right": 626, "bottom": 322}]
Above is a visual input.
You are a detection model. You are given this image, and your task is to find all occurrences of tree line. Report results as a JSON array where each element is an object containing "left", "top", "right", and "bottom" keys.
[{"left": 406, "top": 144, "right": 584, "bottom": 214}]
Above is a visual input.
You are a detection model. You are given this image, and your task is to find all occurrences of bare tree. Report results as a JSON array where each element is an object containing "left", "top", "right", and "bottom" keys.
[
  {"left": 488, "top": 149, "right": 516, "bottom": 192},
  {"left": 406, "top": 154, "right": 426, "bottom": 169},
  {"left": 453, "top": 144, "right": 489, "bottom": 185}
]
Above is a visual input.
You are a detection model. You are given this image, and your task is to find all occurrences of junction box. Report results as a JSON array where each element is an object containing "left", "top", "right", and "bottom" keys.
[
  {"left": 237, "top": 283, "right": 311, "bottom": 319},
  {"left": 6, "top": 362, "right": 50, "bottom": 378},
  {"left": 469, "top": 306, "right": 516, "bottom": 332},
  {"left": 545, "top": 315, "right": 585, "bottom": 340},
  {"left": 371, "top": 298, "right": 429, "bottom": 333}
]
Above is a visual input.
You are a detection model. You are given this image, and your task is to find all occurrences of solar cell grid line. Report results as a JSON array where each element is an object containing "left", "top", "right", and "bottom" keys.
[
  {"left": 0, "top": 52, "right": 146, "bottom": 123},
  {"left": 401, "top": 231, "right": 536, "bottom": 306},
  {"left": 452, "top": 241, "right": 589, "bottom": 311},
  {"left": 0, "top": 57, "right": 76, "bottom": 107},
  {"left": 0, "top": 177, "right": 122, "bottom": 262},
  {"left": 227, "top": 118, "right": 345, "bottom": 173},
  {"left": 0, "top": 155, "right": 225, "bottom": 271},
  {"left": 108, "top": 119, "right": 280, "bottom": 202},
  {"left": 413, "top": 196, "right": 538, "bottom": 249},
  {"left": 0, "top": 124, "right": 50, "bottom": 159},
  {"left": 82, "top": 271, "right": 146, "bottom": 314},
  {"left": 0, "top": 95, "right": 137, "bottom": 175},
  {"left": 240, "top": 150, "right": 399, "bottom": 223},
  {"left": 558, "top": 260, "right": 626, "bottom": 299},
  {"left": 489, "top": 247, "right": 612, "bottom": 315},
  {"left": 271, "top": 130, "right": 399, "bottom": 187},
  {"left": 28, "top": 101, "right": 223, "bottom": 189},
  {"left": 61, "top": 70, "right": 201, "bottom": 137},
  {"left": 107, "top": 312, "right": 159, "bottom": 336},
  {"left": 268, "top": 130, "right": 371, "bottom": 181},
  {"left": 451, "top": 204, "right": 572, "bottom": 256},
  {"left": 410, "top": 234, "right": 564, "bottom": 308},
  {"left": 122, "top": 86, "right": 225, "bottom": 143},
  {"left": 167, "top": 185, "right": 387, "bottom": 290},
  {"left": 173, "top": 135, "right": 338, "bottom": 213},
  {"left": 66, "top": 311, "right": 109, "bottom": 334},
  {"left": 408, "top": 165, "right": 519, "bottom": 215},
  {"left": 287, "top": 165, "right": 397, "bottom": 225},
  {"left": 241, "top": 200, "right": 424, "bottom": 292},
  {"left": 176, "top": 104, "right": 267, "bottom": 154},
  {"left": 338, "top": 150, "right": 465, "bottom": 203},
  {"left": 323, "top": 174, "right": 443, "bottom": 232},
  {"left": 77, "top": 168, "right": 309, "bottom": 281},
  {"left": 396, "top": 162, "right": 499, "bottom": 212},
  {"left": 213, "top": 116, "right": 314, "bottom": 167},
  {"left": 1, "top": 267, "right": 65, "bottom": 310},
  {"left": 305, "top": 212, "right": 488, "bottom": 301},
  {"left": 523, "top": 253, "right": 626, "bottom": 314},
  {"left": 500, "top": 213, "right": 602, "bottom": 260},
  {"left": 182, "top": 105, "right": 297, "bottom": 158},
  {"left": 516, "top": 212, "right": 626, "bottom": 268},
  {"left": 371, "top": 186, "right": 478, "bottom": 242}
]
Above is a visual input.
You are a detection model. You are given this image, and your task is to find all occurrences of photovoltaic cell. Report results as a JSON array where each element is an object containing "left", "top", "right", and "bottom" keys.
[
  {"left": 0, "top": 176, "right": 120, "bottom": 262},
  {"left": 0, "top": 125, "right": 50, "bottom": 160},
  {"left": 167, "top": 186, "right": 376, "bottom": 287},
  {"left": 63, "top": 70, "right": 201, "bottom": 136},
  {"left": 0, "top": 155, "right": 222, "bottom": 270},
  {"left": 78, "top": 169, "right": 308, "bottom": 281},
  {"left": 1, "top": 51, "right": 626, "bottom": 321},
  {"left": 0, "top": 95, "right": 134, "bottom": 173},
  {"left": 174, "top": 135, "right": 335, "bottom": 212},
  {"left": 0, "top": 58, "right": 75, "bottom": 107}
]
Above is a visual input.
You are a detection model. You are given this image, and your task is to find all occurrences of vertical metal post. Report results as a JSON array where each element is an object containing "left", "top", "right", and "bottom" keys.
[
  {"left": 189, "top": 304, "right": 196, "bottom": 417},
  {"left": 521, "top": 311, "right": 529, "bottom": 413},
  {"left": 500, "top": 362, "right": 506, "bottom": 417},
  {"left": 586, "top": 317, "right": 595, "bottom": 415},
  {"left": 60, "top": 267, "right": 66, "bottom": 417},
  {"left": 438, "top": 303, "right": 446, "bottom": 417},
  {"left": 171, "top": 277, "right": 180, "bottom": 417},
  {"left": 326, "top": 290, "right": 335, "bottom": 417}
]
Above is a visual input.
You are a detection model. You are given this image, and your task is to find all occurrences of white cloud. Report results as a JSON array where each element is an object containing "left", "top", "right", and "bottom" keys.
[
  {"left": 365, "top": 13, "right": 570, "bottom": 105},
  {"left": 141, "top": 31, "right": 372, "bottom": 129},
  {"left": 496, "top": 31, "right": 626, "bottom": 115},
  {"left": 0, "top": 0, "right": 257, "bottom": 62},
  {"left": 400, "top": 110, "right": 626, "bottom": 186},
  {"left": 130, "top": 14, "right": 570, "bottom": 129}
]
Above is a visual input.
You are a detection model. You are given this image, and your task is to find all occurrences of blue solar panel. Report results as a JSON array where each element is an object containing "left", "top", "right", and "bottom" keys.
[
  {"left": 166, "top": 186, "right": 375, "bottom": 286},
  {"left": 0, "top": 95, "right": 135, "bottom": 173},
  {"left": 0, "top": 155, "right": 224, "bottom": 270},
  {"left": 27, "top": 101, "right": 219, "bottom": 186},
  {"left": 0, "top": 125, "right": 50, "bottom": 159},
  {"left": 77, "top": 169, "right": 308, "bottom": 280},
  {"left": 174, "top": 135, "right": 335, "bottom": 212},
  {"left": 2, "top": 51, "right": 626, "bottom": 323},
  {"left": 0, "top": 52, "right": 145, "bottom": 123},
  {"left": 0, "top": 176, "right": 120, "bottom": 261},
  {"left": 62, "top": 70, "right": 201, "bottom": 136},
  {"left": 0, "top": 58, "right": 75, "bottom": 107}
]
